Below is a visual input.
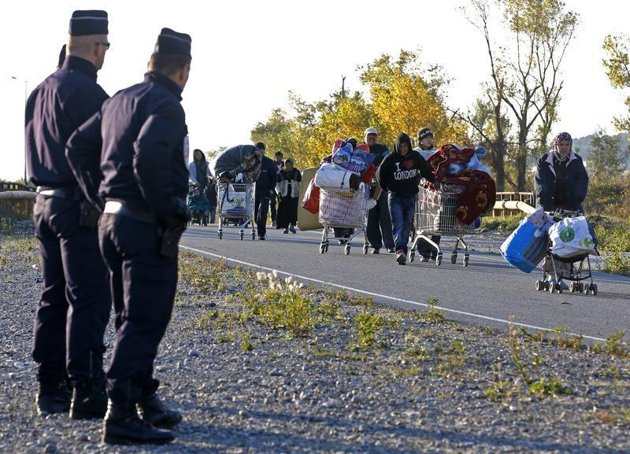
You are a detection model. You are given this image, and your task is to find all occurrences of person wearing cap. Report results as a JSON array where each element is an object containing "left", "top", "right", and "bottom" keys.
[
  {"left": 67, "top": 27, "right": 192, "bottom": 444},
  {"left": 413, "top": 128, "right": 441, "bottom": 262},
  {"left": 25, "top": 10, "right": 111, "bottom": 419},
  {"left": 362, "top": 127, "right": 395, "bottom": 253},
  {"left": 254, "top": 142, "right": 278, "bottom": 239}
]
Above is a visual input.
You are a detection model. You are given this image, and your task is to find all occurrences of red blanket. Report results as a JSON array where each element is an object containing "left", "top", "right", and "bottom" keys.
[{"left": 443, "top": 170, "right": 496, "bottom": 225}]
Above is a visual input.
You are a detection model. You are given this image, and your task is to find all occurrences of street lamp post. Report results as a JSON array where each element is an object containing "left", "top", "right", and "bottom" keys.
[{"left": 10, "top": 76, "right": 28, "bottom": 184}]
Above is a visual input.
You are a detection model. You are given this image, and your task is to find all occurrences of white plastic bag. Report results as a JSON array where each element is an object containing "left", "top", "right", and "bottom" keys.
[{"left": 548, "top": 216, "right": 597, "bottom": 258}]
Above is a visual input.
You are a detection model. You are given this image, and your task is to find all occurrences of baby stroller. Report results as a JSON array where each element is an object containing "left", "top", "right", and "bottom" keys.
[{"left": 535, "top": 210, "right": 599, "bottom": 295}]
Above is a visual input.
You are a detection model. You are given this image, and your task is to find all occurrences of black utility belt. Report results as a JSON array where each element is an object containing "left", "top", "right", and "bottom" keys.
[{"left": 103, "top": 200, "right": 156, "bottom": 224}]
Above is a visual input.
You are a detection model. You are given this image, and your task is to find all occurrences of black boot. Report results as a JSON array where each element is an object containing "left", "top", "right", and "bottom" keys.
[
  {"left": 137, "top": 393, "right": 183, "bottom": 428},
  {"left": 36, "top": 381, "right": 71, "bottom": 416},
  {"left": 70, "top": 380, "right": 107, "bottom": 420},
  {"left": 103, "top": 400, "right": 174, "bottom": 445}
]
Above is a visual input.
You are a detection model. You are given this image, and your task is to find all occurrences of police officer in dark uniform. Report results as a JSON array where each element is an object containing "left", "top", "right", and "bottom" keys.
[
  {"left": 254, "top": 142, "right": 278, "bottom": 240},
  {"left": 25, "top": 10, "right": 111, "bottom": 419},
  {"left": 69, "top": 28, "right": 192, "bottom": 445}
]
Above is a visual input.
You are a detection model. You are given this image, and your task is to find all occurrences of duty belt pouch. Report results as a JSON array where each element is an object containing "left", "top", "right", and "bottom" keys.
[
  {"left": 160, "top": 224, "right": 186, "bottom": 259},
  {"left": 79, "top": 201, "right": 101, "bottom": 229}
]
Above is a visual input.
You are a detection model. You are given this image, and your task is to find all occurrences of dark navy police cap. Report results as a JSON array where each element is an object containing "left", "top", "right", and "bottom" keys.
[
  {"left": 69, "top": 10, "right": 109, "bottom": 36},
  {"left": 155, "top": 28, "right": 192, "bottom": 57}
]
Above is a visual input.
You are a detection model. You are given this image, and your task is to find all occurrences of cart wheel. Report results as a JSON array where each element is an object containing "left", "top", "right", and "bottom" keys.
[
  {"left": 450, "top": 253, "right": 457, "bottom": 264},
  {"left": 218, "top": 231, "right": 223, "bottom": 240},
  {"left": 363, "top": 244, "right": 369, "bottom": 254},
  {"left": 319, "top": 244, "right": 326, "bottom": 254},
  {"left": 409, "top": 251, "right": 415, "bottom": 262},
  {"left": 436, "top": 254, "right": 443, "bottom": 266},
  {"left": 240, "top": 231, "right": 244, "bottom": 241},
  {"left": 590, "top": 283, "right": 598, "bottom": 296},
  {"left": 344, "top": 245, "right": 351, "bottom": 255},
  {"left": 463, "top": 255, "right": 469, "bottom": 267},
  {"left": 535, "top": 280, "right": 544, "bottom": 291}
]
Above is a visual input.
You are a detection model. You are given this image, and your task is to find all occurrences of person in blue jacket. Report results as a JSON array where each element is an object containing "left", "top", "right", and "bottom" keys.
[
  {"left": 67, "top": 27, "right": 191, "bottom": 445},
  {"left": 377, "top": 133, "right": 436, "bottom": 265},
  {"left": 187, "top": 186, "right": 210, "bottom": 225},
  {"left": 26, "top": 10, "right": 111, "bottom": 420},
  {"left": 254, "top": 142, "right": 278, "bottom": 240},
  {"left": 535, "top": 132, "right": 589, "bottom": 212}
]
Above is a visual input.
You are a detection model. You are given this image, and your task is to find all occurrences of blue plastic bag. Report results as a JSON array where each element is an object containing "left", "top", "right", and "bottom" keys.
[{"left": 500, "top": 217, "right": 550, "bottom": 273}]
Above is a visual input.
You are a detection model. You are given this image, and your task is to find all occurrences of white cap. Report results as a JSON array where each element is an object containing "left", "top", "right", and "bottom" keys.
[{"left": 364, "top": 127, "right": 379, "bottom": 137}]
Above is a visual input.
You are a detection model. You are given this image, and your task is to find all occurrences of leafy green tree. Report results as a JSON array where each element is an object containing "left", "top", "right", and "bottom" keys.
[
  {"left": 360, "top": 50, "right": 467, "bottom": 147},
  {"left": 465, "top": 0, "right": 578, "bottom": 191},
  {"left": 603, "top": 34, "right": 630, "bottom": 133},
  {"left": 587, "top": 129, "right": 628, "bottom": 183}
]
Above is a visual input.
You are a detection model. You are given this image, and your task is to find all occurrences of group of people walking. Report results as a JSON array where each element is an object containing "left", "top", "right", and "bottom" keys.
[{"left": 188, "top": 143, "right": 302, "bottom": 239}]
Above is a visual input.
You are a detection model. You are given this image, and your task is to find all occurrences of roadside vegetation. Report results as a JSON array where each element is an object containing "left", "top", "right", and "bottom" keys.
[{"left": 179, "top": 250, "right": 629, "bottom": 414}]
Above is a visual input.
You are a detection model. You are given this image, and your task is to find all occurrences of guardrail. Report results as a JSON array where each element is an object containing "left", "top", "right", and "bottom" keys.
[
  {"left": 0, "top": 191, "right": 36, "bottom": 220},
  {"left": 492, "top": 192, "right": 535, "bottom": 217}
]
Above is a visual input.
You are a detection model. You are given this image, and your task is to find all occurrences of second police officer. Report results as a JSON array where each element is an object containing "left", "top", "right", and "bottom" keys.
[{"left": 67, "top": 27, "right": 193, "bottom": 445}]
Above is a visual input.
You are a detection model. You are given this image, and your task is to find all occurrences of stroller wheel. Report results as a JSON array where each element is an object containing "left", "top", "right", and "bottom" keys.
[
  {"left": 535, "top": 280, "right": 545, "bottom": 291},
  {"left": 589, "top": 283, "right": 598, "bottom": 296}
]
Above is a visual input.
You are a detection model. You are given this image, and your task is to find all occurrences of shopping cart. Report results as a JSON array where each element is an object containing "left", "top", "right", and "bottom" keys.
[
  {"left": 217, "top": 181, "right": 256, "bottom": 240},
  {"left": 535, "top": 210, "right": 598, "bottom": 295},
  {"left": 318, "top": 184, "right": 370, "bottom": 255},
  {"left": 410, "top": 185, "right": 479, "bottom": 266}
]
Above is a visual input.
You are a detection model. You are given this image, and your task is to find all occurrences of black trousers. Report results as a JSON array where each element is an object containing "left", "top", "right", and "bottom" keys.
[
  {"left": 254, "top": 193, "right": 270, "bottom": 237},
  {"left": 366, "top": 191, "right": 394, "bottom": 250},
  {"left": 32, "top": 195, "right": 110, "bottom": 385},
  {"left": 269, "top": 191, "right": 277, "bottom": 223},
  {"left": 99, "top": 213, "right": 177, "bottom": 405},
  {"left": 276, "top": 196, "right": 298, "bottom": 228}
]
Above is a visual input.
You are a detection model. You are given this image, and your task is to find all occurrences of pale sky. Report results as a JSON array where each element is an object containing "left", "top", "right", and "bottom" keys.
[{"left": 1, "top": 0, "right": 628, "bottom": 180}]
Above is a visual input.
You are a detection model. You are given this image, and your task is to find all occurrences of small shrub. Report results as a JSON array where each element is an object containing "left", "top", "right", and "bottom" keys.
[{"left": 353, "top": 310, "right": 385, "bottom": 350}]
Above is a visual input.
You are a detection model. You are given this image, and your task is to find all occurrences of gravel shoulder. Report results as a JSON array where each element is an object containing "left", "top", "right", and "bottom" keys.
[{"left": 0, "top": 225, "right": 628, "bottom": 453}]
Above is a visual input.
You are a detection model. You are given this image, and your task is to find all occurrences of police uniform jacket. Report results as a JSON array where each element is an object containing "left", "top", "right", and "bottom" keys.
[
  {"left": 97, "top": 71, "right": 189, "bottom": 223},
  {"left": 26, "top": 56, "right": 108, "bottom": 188}
]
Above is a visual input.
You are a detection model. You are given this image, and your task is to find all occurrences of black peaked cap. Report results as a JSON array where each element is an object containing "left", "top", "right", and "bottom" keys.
[{"left": 69, "top": 10, "right": 108, "bottom": 36}]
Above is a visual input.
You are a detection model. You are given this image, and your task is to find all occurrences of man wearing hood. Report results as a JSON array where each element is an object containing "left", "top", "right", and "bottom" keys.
[{"left": 377, "top": 133, "right": 435, "bottom": 265}]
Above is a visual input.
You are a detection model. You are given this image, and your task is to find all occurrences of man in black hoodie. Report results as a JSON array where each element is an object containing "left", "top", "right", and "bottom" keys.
[{"left": 377, "top": 133, "right": 435, "bottom": 265}]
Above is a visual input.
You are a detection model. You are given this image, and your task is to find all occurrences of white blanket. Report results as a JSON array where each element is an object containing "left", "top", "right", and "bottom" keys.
[{"left": 314, "top": 163, "right": 358, "bottom": 192}]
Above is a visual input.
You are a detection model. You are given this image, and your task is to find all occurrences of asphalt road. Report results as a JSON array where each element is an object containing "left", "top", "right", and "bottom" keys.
[{"left": 180, "top": 225, "right": 630, "bottom": 342}]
